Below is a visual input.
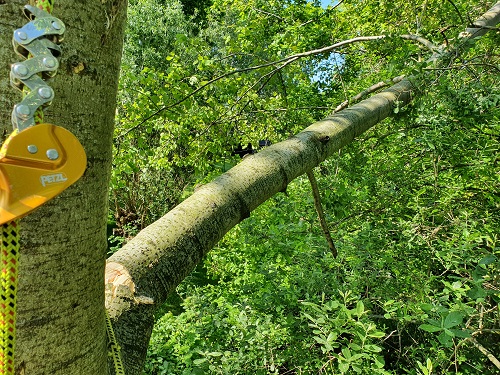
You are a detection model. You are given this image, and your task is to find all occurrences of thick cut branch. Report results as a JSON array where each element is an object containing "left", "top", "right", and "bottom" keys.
[{"left": 108, "top": 78, "right": 415, "bottom": 374}]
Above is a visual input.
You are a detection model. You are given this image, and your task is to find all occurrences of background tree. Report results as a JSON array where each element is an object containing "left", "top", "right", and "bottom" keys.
[{"left": 0, "top": 1, "right": 127, "bottom": 373}]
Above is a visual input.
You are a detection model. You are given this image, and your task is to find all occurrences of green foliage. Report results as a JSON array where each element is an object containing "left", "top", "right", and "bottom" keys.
[
  {"left": 110, "top": 0, "right": 499, "bottom": 373},
  {"left": 301, "top": 293, "right": 389, "bottom": 374}
]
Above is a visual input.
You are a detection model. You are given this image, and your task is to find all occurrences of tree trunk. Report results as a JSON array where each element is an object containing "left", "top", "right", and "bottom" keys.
[
  {"left": 106, "top": 2, "right": 500, "bottom": 373},
  {"left": 0, "top": 1, "right": 127, "bottom": 374}
]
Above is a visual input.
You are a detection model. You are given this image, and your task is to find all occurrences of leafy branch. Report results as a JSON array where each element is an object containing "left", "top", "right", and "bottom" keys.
[
  {"left": 119, "top": 32, "right": 445, "bottom": 138},
  {"left": 117, "top": 36, "right": 386, "bottom": 138}
]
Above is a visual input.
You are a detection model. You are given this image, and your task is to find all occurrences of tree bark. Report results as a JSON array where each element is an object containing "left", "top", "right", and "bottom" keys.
[
  {"left": 105, "top": 2, "right": 500, "bottom": 374},
  {"left": 0, "top": 1, "right": 127, "bottom": 374}
]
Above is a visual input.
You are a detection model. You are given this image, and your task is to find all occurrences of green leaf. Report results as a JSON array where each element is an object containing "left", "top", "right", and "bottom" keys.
[
  {"left": 417, "top": 360, "right": 430, "bottom": 375},
  {"left": 349, "top": 343, "right": 362, "bottom": 351},
  {"left": 193, "top": 358, "right": 207, "bottom": 365},
  {"left": 420, "top": 303, "right": 434, "bottom": 312},
  {"left": 355, "top": 301, "right": 364, "bottom": 315},
  {"left": 450, "top": 329, "right": 472, "bottom": 338},
  {"left": 327, "top": 332, "right": 338, "bottom": 342},
  {"left": 443, "top": 328, "right": 455, "bottom": 337},
  {"left": 468, "top": 285, "right": 487, "bottom": 300},
  {"left": 419, "top": 324, "right": 442, "bottom": 333},
  {"left": 443, "top": 312, "right": 463, "bottom": 328},
  {"left": 351, "top": 364, "right": 363, "bottom": 373},
  {"left": 342, "top": 347, "right": 352, "bottom": 360},
  {"left": 364, "top": 344, "right": 383, "bottom": 352},
  {"left": 479, "top": 254, "right": 497, "bottom": 265},
  {"left": 374, "top": 355, "right": 385, "bottom": 368},
  {"left": 207, "top": 351, "right": 222, "bottom": 357},
  {"left": 338, "top": 361, "right": 350, "bottom": 373},
  {"left": 368, "top": 330, "right": 385, "bottom": 338},
  {"left": 438, "top": 331, "right": 454, "bottom": 347}
]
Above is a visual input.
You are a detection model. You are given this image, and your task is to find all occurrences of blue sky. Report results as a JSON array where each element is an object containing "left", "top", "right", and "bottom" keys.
[
  {"left": 309, "top": 0, "right": 343, "bottom": 86},
  {"left": 320, "top": 0, "right": 339, "bottom": 8}
]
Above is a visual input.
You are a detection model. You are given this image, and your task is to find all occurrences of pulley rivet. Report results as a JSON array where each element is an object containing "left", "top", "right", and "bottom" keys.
[
  {"left": 52, "top": 21, "right": 62, "bottom": 30},
  {"left": 43, "top": 57, "right": 56, "bottom": 69},
  {"left": 16, "top": 105, "right": 30, "bottom": 117},
  {"left": 16, "top": 31, "right": 28, "bottom": 41},
  {"left": 13, "top": 64, "right": 28, "bottom": 77},
  {"left": 27, "top": 145, "right": 38, "bottom": 154},
  {"left": 46, "top": 149, "right": 59, "bottom": 160},
  {"left": 38, "top": 87, "right": 53, "bottom": 100}
]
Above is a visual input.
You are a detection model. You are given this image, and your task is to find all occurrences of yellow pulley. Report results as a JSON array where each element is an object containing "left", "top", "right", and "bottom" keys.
[{"left": 0, "top": 124, "right": 86, "bottom": 224}]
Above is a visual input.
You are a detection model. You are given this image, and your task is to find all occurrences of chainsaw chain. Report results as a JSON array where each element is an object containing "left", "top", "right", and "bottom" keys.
[{"left": 10, "top": 5, "right": 65, "bottom": 132}]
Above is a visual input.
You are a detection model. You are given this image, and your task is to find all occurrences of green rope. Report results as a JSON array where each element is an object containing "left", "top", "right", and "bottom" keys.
[
  {"left": 0, "top": 222, "right": 19, "bottom": 375},
  {"left": 106, "top": 312, "right": 126, "bottom": 375}
]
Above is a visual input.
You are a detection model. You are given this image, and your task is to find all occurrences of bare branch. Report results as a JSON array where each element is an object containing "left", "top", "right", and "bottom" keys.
[
  {"left": 279, "top": 36, "right": 385, "bottom": 61},
  {"left": 401, "top": 34, "right": 437, "bottom": 51},
  {"left": 252, "top": 8, "right": 283, "bottom": 21},
  {"left": 332, "top": 75, "right": 405, "bottom": 113},
  {"left": 470, "top": 338, "right": 500, "bottom": 369},
  {"left": 248, "top": 106, "right": 331, "bottom": 113},
  {"left": 306, "top": 169, "right": 337, "bottom": 257}
]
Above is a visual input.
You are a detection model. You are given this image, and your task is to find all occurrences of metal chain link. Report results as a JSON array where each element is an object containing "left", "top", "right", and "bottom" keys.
[{"left": 10, "top": 5, "right": 65, "bottom": 132}]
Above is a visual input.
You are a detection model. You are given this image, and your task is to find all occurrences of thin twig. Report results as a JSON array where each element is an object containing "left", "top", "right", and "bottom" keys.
[
  {"left": 401, "top": 34, "right": 437, "bottom": 51},
  {"left": 306, "top": 169, "right": 337, "bottom": 257},
  {"left": 470, "top": 338, "right": 500, "bottom": 369}
]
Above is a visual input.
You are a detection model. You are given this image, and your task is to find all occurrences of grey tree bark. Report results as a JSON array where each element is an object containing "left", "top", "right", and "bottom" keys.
[
  {"left": 0, "top": 1, "right": 127, "bottom": 374},
  {"left": 105, "top": 2, "right": 500, "bottom": 374}
]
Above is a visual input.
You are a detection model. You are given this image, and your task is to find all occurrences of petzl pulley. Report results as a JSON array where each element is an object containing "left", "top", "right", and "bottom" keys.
[{"left": 0, "top": 5, "right": 86, "bottom": 225}]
